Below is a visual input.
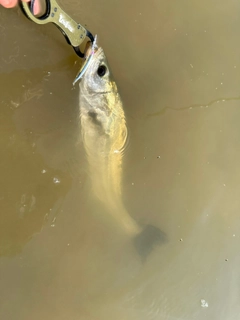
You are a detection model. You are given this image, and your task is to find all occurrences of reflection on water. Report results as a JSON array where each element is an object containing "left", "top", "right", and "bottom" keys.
[{"left": 1, "top": 0, "right": 240, "bottom": 319}]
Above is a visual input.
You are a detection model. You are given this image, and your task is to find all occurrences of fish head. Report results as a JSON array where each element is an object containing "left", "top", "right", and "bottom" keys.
[
  {"left": 78, "top": 42, "right": 126, "bottom": 151},
  {"left": 78, "top": 45, "right": 121, "bottom": 116},
  {"left": 80, "top": 47, "right": 113, "bottom": 93}
]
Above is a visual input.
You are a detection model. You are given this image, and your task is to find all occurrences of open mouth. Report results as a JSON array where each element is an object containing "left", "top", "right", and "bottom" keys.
[{"left": 73, "top": 35, "right": 99, "bottom": 85}]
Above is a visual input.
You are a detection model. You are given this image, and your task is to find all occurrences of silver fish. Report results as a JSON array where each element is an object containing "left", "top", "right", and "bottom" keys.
[{"left": 78, "top": 43, "right": 165, "bottom": 255}]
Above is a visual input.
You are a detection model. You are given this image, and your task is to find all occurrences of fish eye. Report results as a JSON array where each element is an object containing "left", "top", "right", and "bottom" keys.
[{"left": 97, "top": 65, "right": 107, "bottom": 77}]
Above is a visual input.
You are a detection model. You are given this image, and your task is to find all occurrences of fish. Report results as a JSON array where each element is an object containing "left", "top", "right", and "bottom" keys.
[{"left": 78, "top": 42, "right": 166, "bottom": 258}]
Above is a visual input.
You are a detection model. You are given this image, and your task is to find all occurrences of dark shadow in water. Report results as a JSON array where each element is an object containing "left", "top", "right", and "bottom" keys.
[{"left": 134, "top": 224, "right": 167, "bottom": 261}]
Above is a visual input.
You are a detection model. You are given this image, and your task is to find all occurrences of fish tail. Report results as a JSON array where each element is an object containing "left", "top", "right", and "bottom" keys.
[{"left": 133, "top": 225, "right": 167, "bottom": 260}]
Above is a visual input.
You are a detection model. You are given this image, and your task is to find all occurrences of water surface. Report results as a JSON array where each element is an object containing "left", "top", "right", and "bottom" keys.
[{"left": 1, "top": 0, "right": 240, "bottom": 319}]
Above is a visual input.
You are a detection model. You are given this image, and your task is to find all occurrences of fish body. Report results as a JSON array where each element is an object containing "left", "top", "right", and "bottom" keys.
[
  {"left": 78, "top": 44, "right": 166, "bottom": 256},
  {"left": 79, "top": 47, "right": 141, "bottom": 236}
]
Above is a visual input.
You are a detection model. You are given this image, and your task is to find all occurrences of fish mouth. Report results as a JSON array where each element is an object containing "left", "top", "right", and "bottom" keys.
[
  {"left": 84, "top": 46, "right": 103, "bottom": 69},
  {"left": 73, "top": 35, "right": 101, "bottom": 85},
  {"left": 91, "top": 46, "right": 103, "bottom": 58},
  {"left": 84, "top": 42, "right": 103, "bottom": 60},
  {"left": 73, "top": 36, "right": 102, "bottom": 85},
  {"left": 82, "top": 46, "right": 103, "bottom": 71}
]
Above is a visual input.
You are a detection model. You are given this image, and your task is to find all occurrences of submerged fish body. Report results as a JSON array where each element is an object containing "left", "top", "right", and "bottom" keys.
[
  {"left": 78, "top": 45, "right": 166, "bottom": 254},
  {"left": 78, "top": 47, "right": 141, "bottom": 236}
]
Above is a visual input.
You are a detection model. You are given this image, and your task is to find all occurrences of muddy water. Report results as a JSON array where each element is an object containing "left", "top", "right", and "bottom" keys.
[{"left": 1, "top": 0, "right": 240, "bottom": 319}]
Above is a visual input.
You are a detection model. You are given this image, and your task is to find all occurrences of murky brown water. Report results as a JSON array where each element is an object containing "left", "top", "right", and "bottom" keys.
[{"left": 1, "top": 0, "right": 240, "bottom": 319}]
